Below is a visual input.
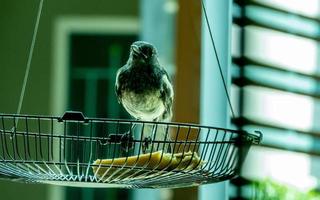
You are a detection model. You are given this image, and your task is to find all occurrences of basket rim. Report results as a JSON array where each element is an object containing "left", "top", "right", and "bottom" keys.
[{"left": 0, "top": 112, "right": 262, "bottom": 144}]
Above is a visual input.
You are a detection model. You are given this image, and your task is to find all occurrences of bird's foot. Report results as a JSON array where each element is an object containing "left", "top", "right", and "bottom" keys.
[
  {"left": 120, "top": 132, "right": 134, "bottom": 152},
  {"left": 142, "top": 136, "right": 152, "bottom": 154}
]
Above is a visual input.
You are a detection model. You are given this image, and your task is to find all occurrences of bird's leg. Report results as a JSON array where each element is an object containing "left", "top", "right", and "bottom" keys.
[
  {"left": 162, "top": 126, "right": 172, "bottom": 153},
  {"left": 150, "top": 124, "right": 157, "bottom": 141},
  {"left": 146, "top": 122, "right": 172, "bottom": 153},
  {"left": 129, "top": 123, "right": 137, "bottom": 134},
  {"left": 120, "top": 123, "right": 136, "bottom": 153},
  {"left": 141, "top": 123, "right": 152, "bottom": 154},
  {"left": 150, "top": 124, "right": 157, "bottom": 151},
  {"left": 141, "top": 121, "right": 158, "bottom": 154},
  {"left": 167, "top": 127, "right": 173, "bottom": 153}
]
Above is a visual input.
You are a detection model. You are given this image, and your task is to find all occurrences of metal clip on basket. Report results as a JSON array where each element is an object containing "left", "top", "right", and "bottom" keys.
[{"left": 0, "top": 111, "right": 261, "bottom": 188}]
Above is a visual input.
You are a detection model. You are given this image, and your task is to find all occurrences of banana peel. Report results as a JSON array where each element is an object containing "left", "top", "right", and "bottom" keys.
[{"left": 92, "top": 151, "right": 205, "bottom": 179}]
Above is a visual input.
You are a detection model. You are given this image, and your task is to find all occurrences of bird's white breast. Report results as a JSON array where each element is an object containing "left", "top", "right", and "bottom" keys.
[{"left": 121, "top": 90, "right": 165, "bottom": 121}]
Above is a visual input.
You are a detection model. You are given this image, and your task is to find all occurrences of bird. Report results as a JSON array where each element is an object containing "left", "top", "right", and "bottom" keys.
[{"left": 115, "top": 41, "right": 174, "bottom": 152}]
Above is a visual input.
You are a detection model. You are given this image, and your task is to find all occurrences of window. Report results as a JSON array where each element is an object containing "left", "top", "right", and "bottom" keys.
[{"left": 231, "top": 0, "right": 320, "bottom": 198}]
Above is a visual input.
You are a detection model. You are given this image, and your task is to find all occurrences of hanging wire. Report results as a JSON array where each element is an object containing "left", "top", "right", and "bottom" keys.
[
  {"left": 16, "top": 0, "right": 44, "bottom": 124},
  {"left": 200, "top": 0, "right": 236, "bottom": 119}
]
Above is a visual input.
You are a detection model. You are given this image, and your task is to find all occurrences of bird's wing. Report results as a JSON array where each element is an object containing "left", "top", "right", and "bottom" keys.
[
  {"left": 160, "top": 72, "right": 174, "bottom": 121},
  {"left": 115, "top": 66, "right": 125, "bottom": 103}
]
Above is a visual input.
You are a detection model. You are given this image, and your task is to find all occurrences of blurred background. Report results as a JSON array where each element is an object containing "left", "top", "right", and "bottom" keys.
[{"left": 1, "top": 0, "right": 320, "bottom": 199}]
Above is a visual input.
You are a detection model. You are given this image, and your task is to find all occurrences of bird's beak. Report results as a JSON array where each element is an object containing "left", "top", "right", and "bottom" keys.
[{"left": 131, "top": 45, "right": 148, "bottom": 60}]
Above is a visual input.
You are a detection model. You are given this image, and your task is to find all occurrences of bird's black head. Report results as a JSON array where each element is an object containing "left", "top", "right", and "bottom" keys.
[{"left": 129, "top": 41, "right": 158, "bottom": 63}]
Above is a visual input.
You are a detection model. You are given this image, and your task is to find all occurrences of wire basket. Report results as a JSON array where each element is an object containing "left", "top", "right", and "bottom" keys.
[{"left": 0, "top": 111, "right": 261, "bottom": 188}]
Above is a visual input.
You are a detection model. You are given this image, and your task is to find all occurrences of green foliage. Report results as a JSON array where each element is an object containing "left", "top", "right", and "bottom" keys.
[{"left": 252, "top": 178, "right": 320, "bottom": 200}]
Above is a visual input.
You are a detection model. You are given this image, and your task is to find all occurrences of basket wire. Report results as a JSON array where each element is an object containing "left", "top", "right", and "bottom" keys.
[{"left": 0, "top": 111, "right": 261, "bottom": 188}]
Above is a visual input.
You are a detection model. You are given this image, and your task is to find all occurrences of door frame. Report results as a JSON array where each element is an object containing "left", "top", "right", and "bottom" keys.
[{"left": 50, "top": 16, "right": 139, "bottom": 200}]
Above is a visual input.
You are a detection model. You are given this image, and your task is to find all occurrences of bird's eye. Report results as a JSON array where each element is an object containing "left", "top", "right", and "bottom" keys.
[{"left": 140, "top": 47, "right": 147, "bottom": 53}]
